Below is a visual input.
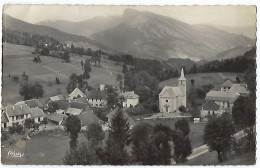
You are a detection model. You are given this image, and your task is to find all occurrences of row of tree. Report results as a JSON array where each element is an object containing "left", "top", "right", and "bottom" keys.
[{"left": 63, "top": 107, "right": 192, "bottom": 165}]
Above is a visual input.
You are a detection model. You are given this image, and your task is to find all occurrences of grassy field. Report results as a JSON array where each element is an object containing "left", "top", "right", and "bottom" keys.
[
  {"left": 1, "top": 133, "right": 86, "bottom": 165},
  {"left": 2, "top": 43, "right": 123, "bottom": 105},
  {"left": 135, "top": 119, "right": 206, "bottom": 148}
]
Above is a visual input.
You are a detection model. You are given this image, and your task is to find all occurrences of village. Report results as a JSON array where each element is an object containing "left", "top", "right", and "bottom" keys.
[{"left": 1, "top": 5, "right": 256, "bottom": 166}]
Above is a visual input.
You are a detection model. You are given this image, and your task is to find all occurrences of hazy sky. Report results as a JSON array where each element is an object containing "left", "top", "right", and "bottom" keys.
[{"left": 3, "top": 5, "right": 256, "bottom": 27}]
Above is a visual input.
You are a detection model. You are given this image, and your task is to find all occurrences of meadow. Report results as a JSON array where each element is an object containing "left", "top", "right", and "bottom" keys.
[{"left": 2, "top": 43, "right": 122, "bottom": 105}]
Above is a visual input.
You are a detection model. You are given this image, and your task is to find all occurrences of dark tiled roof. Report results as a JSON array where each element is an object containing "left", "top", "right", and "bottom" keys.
[
  {"left": 5, "top": 104, "right": 32, "bottom": 117},
  {"left": 55, "top": 100, "right": 70, "bottom": 110},
  {"left": 24, "top": 99, "right": 44, "bottom": 108},
  {"left": 222, "top": 80, "right": 233, "bottom": 87},
  {"left": 202, "top": 100, "right": 220, "bottom": 111},
  {"left": 49, "top": 95, "right": 65, "bottom": 102},
  {"left": 77, "top": 112, "right": 99, "bottom": 127},
  {"left": 70, "top": 102, "right": 92, "bottom": 112},
  {"left": 30, "top": 107, "right": 45, "bottom": 118},
  {"left": 86, "top": 90, "right": 107, "bottom": 100},
  {"left": 121, "top": 91, "right": 139, "bottom": 99},
  {"left": 46, "top": 113, "right": 66, "bottom": 123},
  {"left": 1, "top": 112, "right": 9, "bottom": 123}
]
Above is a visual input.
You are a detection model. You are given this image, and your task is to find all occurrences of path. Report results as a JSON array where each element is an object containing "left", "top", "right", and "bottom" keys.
[{"left": 172, "top": 129, "right": 250, "bottom": 164}]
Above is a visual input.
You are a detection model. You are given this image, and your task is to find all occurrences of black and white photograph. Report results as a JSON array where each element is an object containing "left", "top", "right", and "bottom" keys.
[{"left": 1, "top": 4, "right": 257, "bottom": 166}]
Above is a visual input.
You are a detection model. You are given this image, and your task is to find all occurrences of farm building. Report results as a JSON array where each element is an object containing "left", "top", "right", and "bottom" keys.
[
  {"left": 159, "top": 68, "right": 186, "bottom": 113},
  {"left": 200, "top": 100, "right": 222, "bottom": 119},
  {"left": 46, "top": 95, "right": 65, "bottom": 105},
  {"left": 67, "top": 88, "right": 85, "bottom": 101},
  {"left": 120, "top": 91, "right": 139, "bottom": 108},
  {"left": 77, "top": 112, "right": 100, "bottom": 130},
  {"left": 205, "top": 80, "right": 249, "bottom": 111},
  {"left": 46, "top": 113, "right": 66, "bottom": 125},
  {"left": 86, "top": 90, "right": 107, "bottom": 108}
]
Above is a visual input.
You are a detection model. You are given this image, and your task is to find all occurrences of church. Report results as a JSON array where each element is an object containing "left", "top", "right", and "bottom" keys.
[{"left": 159, "top": 68, "right": 186, "bottom": 113}]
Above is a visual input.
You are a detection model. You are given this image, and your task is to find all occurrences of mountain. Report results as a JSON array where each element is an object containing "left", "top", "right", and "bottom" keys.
[
  {"left": 38, "top": 16, "right": 123, "bottom": 37},
  {"left": 3, "top": 14, "right": 117, "bottom": 53},
  {"left": 162, "top": 58, "right": 196, "bottom": 72},
  {"left": 91, "top": 8, "right": 255, "bottom": 60},
  {"left": 209, "top": 46, "right": 254, "bottom": 61},
  {"left": 210, "top": 25, "right": 256, "bottom": 40}
]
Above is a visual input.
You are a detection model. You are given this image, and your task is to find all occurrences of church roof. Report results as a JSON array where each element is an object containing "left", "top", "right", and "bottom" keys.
[
  {"left": 229, "top": 84, "right": 249, "bottom": 94},
  {"left": 178, "top": 68, "right": 186, "bottom": 80},
  {"left": 159, "top": 86, "right": 183, "bottom": 98},
  {"left": 206, "top": 90, "right": 239, "bottom": 103},
  {"left": 221, "top": 80, "right": 233, "bottom": 87}
]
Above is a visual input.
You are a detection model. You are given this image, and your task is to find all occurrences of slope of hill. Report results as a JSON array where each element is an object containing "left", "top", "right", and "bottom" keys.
[
  {"left": 3, "top": 14, "right": 117, "bottom": 53},
  {"left": 91, "top": 8, "right": 254, "bottom": 60},
  {"left": 38, "top": 16, "right": 123, "bottom": 37},
  {"left": 209, "top": 46, "right": 254, "bottom": 61},
  {"left": 162, "top": 58, "right": 196, "bottom": 71}
]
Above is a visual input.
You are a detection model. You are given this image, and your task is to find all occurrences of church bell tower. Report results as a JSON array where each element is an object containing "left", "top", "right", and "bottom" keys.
[{"left": 178, "top": 68, "right": 186, "bottom": 107}]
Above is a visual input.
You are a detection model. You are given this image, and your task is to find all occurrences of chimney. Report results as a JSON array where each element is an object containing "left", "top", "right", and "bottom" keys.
[{"left": 100, "top": 84, "right": 105, "bottom": 91}]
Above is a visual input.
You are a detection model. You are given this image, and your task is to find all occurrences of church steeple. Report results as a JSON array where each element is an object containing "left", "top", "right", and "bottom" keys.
[{"left": 178, "top": 68, "right": 186, "bottom": 107}]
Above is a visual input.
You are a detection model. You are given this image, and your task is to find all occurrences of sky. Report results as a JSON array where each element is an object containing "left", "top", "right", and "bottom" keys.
[{"left": 3, "top": 5, "right": 256, "bottom": 27}]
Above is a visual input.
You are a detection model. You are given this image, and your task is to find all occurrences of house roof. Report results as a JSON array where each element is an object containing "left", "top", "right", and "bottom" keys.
[
  {"left": 66, "top": 108, "right": 83, "bottom": 115},
  {"left": 55, "top": 100, "right": 70, "bottom": 110},
  {"left": 46, "top": 113, "right": 65, "bottom": 123},
  {"left": 5, "top": 104, "right": 32, "bottom": 117},
  {"left": 1, "top": 112, "right": 9, "bottom": 123},
  {"left": 179, "top": 68, "right": 186, "bottom": 81},
  {"left": 24, "top": 99, "right": 44, "bottom": 108},
  {"left": 49, "top": 95, "right": 65, "bottom": 102},
  {"left": 68, "top": 88, "right": 85, "bottom": 100},
  {"left": 229, "top": 84, "right": 249, "bottom": 94},
  {"left": 70, "top": 102, "right": 92, "bottom": 112},
  {"left": 30, "top": 107, "right": 45, "bottom": 118},
  {"left": 202, "top": 100, "right": 220, "bottom": 111},
  {"left": 75, "top": 97, "right": 89, "bottom": 104},
  {"left": 107, "top": 108, "right": 135, "bottom": 126},
  {"left": 159, "top": 86, "right": 183, "bottom": 98},
  {"left": 121, "top": 91, "right": 139, "bottom": 99},
  {"left": 77, "top": 112, "right": 100, "bottom": 127},
  {"left": 206, "top": 90, "right": 239, "bottom": 103},
  {"left": 86, "top": 90, "right": 107, "bottom": 100},
  {"left": 222, "top": 80, "right": 233, "bottom": 87}
]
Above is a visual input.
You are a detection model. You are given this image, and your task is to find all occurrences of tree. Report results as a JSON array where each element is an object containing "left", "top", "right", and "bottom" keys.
[
  {"left": 41, "top": 118, "right": 48, "bottom": 128},
  {"left": 116, "top": 74, "right": 123, "bottom": 90},
  {"left": 63, "top": 141, "right": 101, "bottom": 165},
  {"left": 172, "top": 130, "right": 192, "bottom": 163},
  {"left": 24, "top": 118, "right": 37, "bottom": 130},
  {"left": 101, "top": 108, "right": 130, "bottom": 165},
  {"left": 86, "top": 123, "right": 105, "bottom": 146},
  {"left": 84, "top": 58, "right": 91, "bottom": 72},
  {"left": 62, "top": 52, "right": 70, "bottom": 62},
  {"left": 65, "top": 115, "right": 81, "bottom": 149},
  {"left": 203, "top": 113, "right": 235, "bottom": 162},
  {"left": 8, "top": 123, "right": 24, "bottom": 134},
  {"left": 82, "top": 71, "right": 90, "bottom": 80},
  {"left": 19, "top": 82, "right": 44, "bottom": 100},
  {"left": 122, "top": 63, "right": 128, "bottom": 74},
  {"left": 48, "top": 101, "right": 59, "bottom": 113},
  {"left": 178, "top": 106, "right": 186, "bottom": 114},
  {"left": 175, "top": 118, "right": 190, "bottom": 136},
  {"left": 81, "top": 60, "right": 84, "bottom": 69},
  {"left": 1, "top": 128, "right": 9, "bottom": 141}
]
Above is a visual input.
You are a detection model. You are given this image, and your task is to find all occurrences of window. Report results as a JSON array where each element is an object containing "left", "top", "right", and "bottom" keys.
[
  {"left": 208, "top": 111, "right": 210, "bottom": 115},
  {"left": 16, "top": 116, "right": 19, "bottom": 120},
  {"left": 38, "top": 118, "right": 41, "bottom": 122},
  {"left": 21, "top": 115, "right": 24, "bottom": 119},
  {"left": 166, "top": 100, "right": 168, "bottom": 102},
  {"left": 213, "top": 111, "right": 215, "bottom": 114},
  {"left": 96, "top": 104, "right": 98, "bottom": 107}
]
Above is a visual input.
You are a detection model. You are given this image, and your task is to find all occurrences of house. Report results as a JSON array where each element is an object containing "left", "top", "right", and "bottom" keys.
[
  {"left": 46, "top": 113, "right": 66, "bottom": 125},
  {"left": 1, "top": 103, "right": 46, "bottom": 129},
  {"left": 46, "top": 95, "right": 65, "bottom": 105},
  {"left": 86, "top": 90, "right": 107, "bottom": 108},
  {"left": 16, "top": 99, "right": 44, "bottom": 109},
  {"left": 107, "top": 108, "right": 135, "bottom": 129},
  {"left": 67, "top": 88, "right": 85, "bottom": 101},
  {"left": 200, "top": 100, "right": 221, "bottom": 119},
  {"left": 206, "top": 90, "right": 239, "bottom": 110},
  {"left": 159, "top": 68, "right": 186, "bottom": 113},
  {"left": 4, "top": 104, "right": 32, "bottom": 126},
  {"left": 1, "top": 112, "right": 11, "bottom": 129},
  {"left": 30, "top": 107, "right": 45, "bottom": 123},
  {"left": 205, "top": 80, "right": 249, "bottom": 111},
  {"left": 77, "top": 112, "right": 100, "bottom": 130},
  {"left": 220, "top": 80, "right": 233, "bottom": 92},
  {"left": 65, "top": 108, "right": 83, "bottom": 116},
  {"left": 120, "top": 91, "right": 139, "bottom": 108}
]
